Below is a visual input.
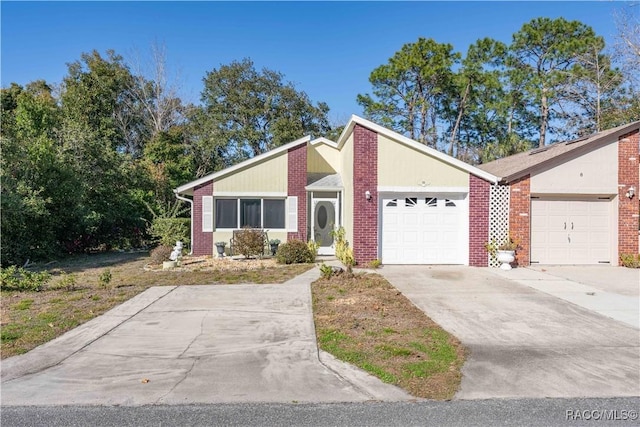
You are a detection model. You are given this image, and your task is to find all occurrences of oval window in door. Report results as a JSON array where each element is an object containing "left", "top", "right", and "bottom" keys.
[{"left": 318, "top": 205, "right": 328, "bottom": 229}]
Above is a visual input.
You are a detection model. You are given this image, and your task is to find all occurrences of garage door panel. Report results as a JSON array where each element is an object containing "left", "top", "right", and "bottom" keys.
[
  {"left": 531, "top": 198, "right": 611, "bottom": 265},
  {"left": 382, "top": 194, "right": 466, "bottom": 265}
]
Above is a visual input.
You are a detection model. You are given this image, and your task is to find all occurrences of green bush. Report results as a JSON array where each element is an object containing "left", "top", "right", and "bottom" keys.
[
  {"left": 49, "top": 272, "right": 78, "bottom": 291},
  {"left": 0, "top": 266, "right": 51, "bottom": 292},
  {"left": 332, "top": 227, "right": 356, "bottom": 269},
  {"left": 149, "top": 245, "right": 173, "bottom": 264},
  {"left": 368, "top": 259, "right": 382, "bottom": 269},
  {"left": 319, "top": 263, "right": 334, "bottom": 279},
  {"left": 148, "top": 218, "right": 190, "bottom": 247},
  {"left": 276, "top": 239, "right": 315, "bottom": 264},
  {"left": 620, "top": 253, "right": 640, "bottom": 268},
  {"left": 146, "top": 201, "right": 190, "bottom": 247},
  {"left": 234, "top": 227, "right": 266, "bottom": 259},
  {"left": 98, "top": 269, "right": 112, "bottom": 287}
]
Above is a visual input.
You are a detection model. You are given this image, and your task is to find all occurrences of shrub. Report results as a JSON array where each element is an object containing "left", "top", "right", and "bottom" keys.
[
  {"left": 49, "top": 272, "right": 78, "bottom": 291},
  {"left": 276, "top": 239, "right": 315, "bottom": 264},
  {"left": 620, "top": 253, "right": 640, "bottom": 268},
  {"left": 368, "top": 259, "right": 382, "bottom": 269},
  {"left": 99, "top": 269, "right": 112, "bottom": 287},
  {"left": 148, "top": 218, "right": 190, "bottom": 247},
  {"left": 146, "top": 201, "right": 190, "bottom": 247},
  {"left": 332, "top": 227, "right": 356, "bottom": 271},
  {"left": 307, "top": 240, "right": 320, "bottom": 260},
  {"left": 234, "top": 227, "right": 266, "bottom": 258},
  {"left": 149, "top": 245, "right": 173, "bottom": 264},
  {"left": 0, "top": 266, "right": 51, "bottom": 292},
  {"left": 319, "top": 263, "right": 334, "bottom": 279},
  {"left": 319, "top": 263, "right": 343, "bottom": 279}
]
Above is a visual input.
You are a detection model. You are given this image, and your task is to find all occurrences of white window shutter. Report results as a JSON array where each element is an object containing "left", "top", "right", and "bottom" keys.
[
  {"left": 202, "top": 196, "right": 213, "bottom": 232},
  {"left": 287, "top": 196, "right": 298, "bottom": 232}
]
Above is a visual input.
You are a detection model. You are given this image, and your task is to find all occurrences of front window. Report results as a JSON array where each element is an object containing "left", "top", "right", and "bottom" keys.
[
  {"left": 263, "top": 199, "right": 285, "bottom": 228},
  {"left": 215, "top": 199, "right": 237, "bottom": 229},
  {"left": 215, "top": 198, "right": 286, "bottom": 229},
  {"left": 240, "top": 199, "right": 261, "bottom": 227}
]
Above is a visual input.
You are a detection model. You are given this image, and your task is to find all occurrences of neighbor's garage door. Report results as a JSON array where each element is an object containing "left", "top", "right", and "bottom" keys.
[
  {"left": 531, "top": 198, "right": 611, "bottom": 264},
  {"left": 381, "top": 195, "right": 466, "bottom": 264}
]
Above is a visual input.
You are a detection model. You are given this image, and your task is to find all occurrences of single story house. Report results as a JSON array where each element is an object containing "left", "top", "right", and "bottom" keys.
[
  {"left": 175, "top": 115, "right": 639, "bottom": 267},
  {"left": 478, "top": 120, "right": 640, "bottom": 266}
]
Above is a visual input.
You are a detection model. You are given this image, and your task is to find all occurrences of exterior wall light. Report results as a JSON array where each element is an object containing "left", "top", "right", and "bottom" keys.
[
  {"left": 626, "top": 186, "right": 635, "bottom": 199},
  {"left": 365, "top": 190, "right": 372, "bottom": 200}
]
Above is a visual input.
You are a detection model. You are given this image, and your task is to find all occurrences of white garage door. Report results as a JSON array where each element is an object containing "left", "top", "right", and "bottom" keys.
[
  {"left": 531, "top": 198, "right": 611, "bottom": 264},
  {"left": 382, "top": 195, "right": 466, "bottom": 264}
]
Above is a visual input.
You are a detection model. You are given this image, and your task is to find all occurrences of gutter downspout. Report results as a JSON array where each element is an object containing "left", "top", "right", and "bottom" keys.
[{"left": 174, "top": 190, "right": 194, "bottom": 255}]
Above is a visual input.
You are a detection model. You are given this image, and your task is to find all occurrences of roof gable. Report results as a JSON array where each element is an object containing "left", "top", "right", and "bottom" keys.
[
  {"left": 175, "top": 135, "right": 311, "bottom": 194},
  {"left": 478, "top": 120, "right": 640, "bottom": 183},
  {"left": 335, "top": 115, "right": 498, "bottom": 184}
]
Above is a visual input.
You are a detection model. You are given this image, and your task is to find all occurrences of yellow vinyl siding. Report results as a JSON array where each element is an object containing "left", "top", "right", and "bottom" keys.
[
  {"left": 308, "top": 144, "right": 339, "bottom": 174},
  {"left": 377, "top": 135, "right": 468, "bottom": 187},
  {"left": 215, "top": 152, "right": 288, "bottom": 193}
]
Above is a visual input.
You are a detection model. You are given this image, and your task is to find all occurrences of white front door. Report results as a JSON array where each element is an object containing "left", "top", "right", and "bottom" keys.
[
  {"left": 531, "top": 198, "right": 611, "bottom": 264},
  {"left": 381, "top": 194, "right": 466, "bottom": 264},
  {"left": 312, "top": 199, "right": 338, "bottom": 255}
]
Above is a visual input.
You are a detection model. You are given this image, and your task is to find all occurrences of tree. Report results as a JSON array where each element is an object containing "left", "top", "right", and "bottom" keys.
[
  {"left": 614, "top": 4, "right": 640, "bottom": 85},
  {"left": 510, "top": 17, "right": 603, "bottom": 147},
  {"left": 126, "top": 42, "right": 186, "bottom": 145},
  {"left": 199, "top": 58, "right": 330, "bottom": 162},
  {"left": 444, "top": 38, "right": 508, "bottom": 157},
  {"left": 559, "top": 39, "right": 624, "bottom": 135},
  {"left": 357, "top": 38, "right": 459, "bottom": 146}
]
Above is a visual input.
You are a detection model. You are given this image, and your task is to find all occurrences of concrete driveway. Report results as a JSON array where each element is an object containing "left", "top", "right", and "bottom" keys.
[
  {"left": 378, "top": 266, "right": 640, "bottom": 400},
  {"left": 1, "top": 268, "right": 409, "bottom": 406}
]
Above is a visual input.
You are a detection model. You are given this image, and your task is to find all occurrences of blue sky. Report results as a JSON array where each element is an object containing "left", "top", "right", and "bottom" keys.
[{"left": 1, "top": 1, "right": 628, "bottom": 124}]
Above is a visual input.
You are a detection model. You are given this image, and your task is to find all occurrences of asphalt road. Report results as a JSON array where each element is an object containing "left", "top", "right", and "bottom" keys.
[{"left": 2, "top": 398, "right": 639, "bottom": 427}]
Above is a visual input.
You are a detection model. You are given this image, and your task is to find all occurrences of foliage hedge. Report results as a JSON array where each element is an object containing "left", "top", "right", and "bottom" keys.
[{"left": 276, "top": 239, "right": 315, "bottom": 264}]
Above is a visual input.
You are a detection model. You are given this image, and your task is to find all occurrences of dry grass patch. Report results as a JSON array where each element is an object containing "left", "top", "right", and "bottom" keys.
[
  {"left": 1, "top": 252, "right": 312, "bottom": 359},
  {"left": 312, "top": 272, "right": 465, "bottom": 400}
]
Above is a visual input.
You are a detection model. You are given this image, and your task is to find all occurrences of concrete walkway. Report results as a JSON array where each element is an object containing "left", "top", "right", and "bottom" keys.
[
  {"left": 378, "top": 265, "right": 640, "bottom": 400},
  {"left": 1, "top": 268, "right": 410, "bottom": 406},
  {"left": 489, "top": 267, "right": 639, "bottom": 329}
]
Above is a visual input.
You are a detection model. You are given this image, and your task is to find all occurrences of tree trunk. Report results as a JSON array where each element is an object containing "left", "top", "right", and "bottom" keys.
[
  {"left": 539, "top": 87, "right": 548, "bottom": 147},
  {"left": 449, "top": 81, "right": 470, "bottom": 156}
]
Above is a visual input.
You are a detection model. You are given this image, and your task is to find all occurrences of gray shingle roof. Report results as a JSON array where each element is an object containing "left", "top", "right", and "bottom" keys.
[
  {"left": 477, "top": 121, "right": 640, "bottom": 182},
  {"left": 307, "top": 173, "right": 343, "bottom": 189}
]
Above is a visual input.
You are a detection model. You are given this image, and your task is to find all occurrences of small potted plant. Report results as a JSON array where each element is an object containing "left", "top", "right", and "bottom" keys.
[
  {"left": 269, "top": 239, "right": 281, "bottom": 256},
  {"left": 485, "top": 236, "right": 518, "bottom": 270},
  {"left": 215, "top": 241, "right": 227, "bottom": 257}
]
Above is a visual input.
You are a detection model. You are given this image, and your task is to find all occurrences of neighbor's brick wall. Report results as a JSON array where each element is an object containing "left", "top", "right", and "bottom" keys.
[
  {"left": 469, "top": 175, "right": 490, "bottom": 267},
  {"left": 192, "top": 182, "right": 213, "bottom": 256},
  {"left": 618, "top": 129, "right": 640, "bottom": 258},
  {"left": 288, "top": 143, "right": 307, "bottom": 242},
  {"left": 353, "top": 124, "right": 378, "bottom": 264},
  {"left": 509, "top": 175, "right": 530, "bottom": 266}
]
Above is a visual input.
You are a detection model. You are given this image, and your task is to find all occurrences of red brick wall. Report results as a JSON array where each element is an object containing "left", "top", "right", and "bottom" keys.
[
  {"left": 618, "top": 129, "right": 640, "bottom": 258},
  {"left": 469, "top": 175, "right": 490, "bottom": 267},
  {"left": 192, "top": 182, "right": 213, "bottom": 256},
  {"left": 353, "top": 124, "right": 378, "bottom": 264},
  {"left": 288, "top": 144, "right": 307, "bottom": 241},
  {"left": 509, "top": 175, "right": 530, "bottom": 266}
]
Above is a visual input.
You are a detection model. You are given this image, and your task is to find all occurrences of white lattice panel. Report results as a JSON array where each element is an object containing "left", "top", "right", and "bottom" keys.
[{"left": 489, "top": 184, "right": 510, "bottom": 267}]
